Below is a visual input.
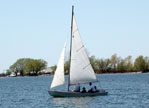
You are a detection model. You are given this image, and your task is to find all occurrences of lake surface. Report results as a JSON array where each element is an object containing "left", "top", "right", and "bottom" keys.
[{"left": 0, "top": 73, "right": 149, "bottom": 108}]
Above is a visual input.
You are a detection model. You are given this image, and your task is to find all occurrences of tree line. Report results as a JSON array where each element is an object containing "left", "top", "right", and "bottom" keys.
[
  {"left": 6, "top": 58, "right": 47, "bottom": 76},
  {"left": 89, "top": 54, "right": 149, "bottom": 73},
  {"left": 4, "top": 54, "right": 149, "bottom": 77},
  {"left": 51, "top": 54, "right": 149, "bottom": 74}
]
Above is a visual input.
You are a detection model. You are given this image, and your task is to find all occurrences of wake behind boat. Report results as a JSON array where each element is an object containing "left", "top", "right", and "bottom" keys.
[{"left": 48, "top": 6, "right": 108, "bottom": 97}]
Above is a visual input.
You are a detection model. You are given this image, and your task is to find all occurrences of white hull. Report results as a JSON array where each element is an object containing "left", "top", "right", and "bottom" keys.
[{"left": 48, "top": 90, "right": 108, "bottom": 97}]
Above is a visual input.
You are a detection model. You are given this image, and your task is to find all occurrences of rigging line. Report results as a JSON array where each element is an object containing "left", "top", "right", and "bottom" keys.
[
  {"left": 83, "top": 63, "right": 91, "bottom": 70},
  {"left": 76, "top": 45, "right": 84, "bottom": 52},
  {"left": 72, "top": 28, "right": 78, "bottom": 34}
]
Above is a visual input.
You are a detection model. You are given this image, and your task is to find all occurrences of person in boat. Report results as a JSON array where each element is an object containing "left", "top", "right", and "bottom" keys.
[
  {"left": 94, "top": 86, "right": 99, "bottom": 92},
  {"left": 81, "top": 87, "right": 86, "bottom": 93},
  {"left": 88, "top": 82, "right": 96, "bottom": 93},
  {"left": 73, "top": 83, "right": 80, "bottom": 92}
]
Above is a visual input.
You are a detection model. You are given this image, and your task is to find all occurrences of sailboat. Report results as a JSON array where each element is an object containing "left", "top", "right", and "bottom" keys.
[{"left": 48, "top": 6, "right": 108, "bottom": 97}]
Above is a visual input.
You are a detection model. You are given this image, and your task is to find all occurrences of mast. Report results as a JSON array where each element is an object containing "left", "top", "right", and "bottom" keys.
[{"left": 68, "top": 5, "right": 74, "bottom": 91}]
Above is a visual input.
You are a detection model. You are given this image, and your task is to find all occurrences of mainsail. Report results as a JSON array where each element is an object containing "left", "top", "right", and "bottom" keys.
[
  {"left": 50, "top": 41, "right": 67, "bottom": 88},
  {"left": 69, "top": 15, "right": 97, "bottom": 85}
]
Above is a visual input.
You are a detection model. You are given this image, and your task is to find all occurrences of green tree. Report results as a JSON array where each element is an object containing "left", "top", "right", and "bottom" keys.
[
  {"left": 10, "top": 61, "right": 20, "bottom": 76},
  {"left": 34, "top": 59, "right": 47, "bottom": 75},
  {"left": 89, "top": 56, "right": 98, "bottom": 73},
  {"left": 117, "top": 58, "right": 126, "bottom": 72},
  {"left": 124, "top": 56, "right": 133, "bottom": 72},
  {"left": 110, "top": 54, "right": 119, "bottom": 72},
  {"left": 95, "top": 58, "right": 111, "bottom": 73},
  {"left": 9, "top": 58, "right": 31, "bottom": 76},
  {"left": 25, "top": 59, "right": 47, "bottom": 75},
  {"left": 24, "top": 59, "right": 35, "bottom": 75},
  {"left": 95, "top": 59, "right": 104, "bottom": 73},
  {"left": 134, "top": 56, "right": 146, "bottom": 72},
  {"left": 144, "top": 56, "right": 149, "bottom": 72},
  {"left": 9, "top": 58, "right": 47, "bottom": 76}
]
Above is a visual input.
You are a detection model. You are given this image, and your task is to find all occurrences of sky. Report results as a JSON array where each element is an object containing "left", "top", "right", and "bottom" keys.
[{"left": 0, "top": 0, "right": 149, "bottom": 73}]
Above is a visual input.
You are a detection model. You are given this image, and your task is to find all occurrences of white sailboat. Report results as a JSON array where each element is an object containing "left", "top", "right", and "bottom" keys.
[{"left": 48, "top": 6, "right": 108, "bottom": 97}]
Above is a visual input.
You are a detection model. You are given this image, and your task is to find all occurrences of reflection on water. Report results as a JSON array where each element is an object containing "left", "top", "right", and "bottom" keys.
[{"left": 51, "top": 97, "right": 94, "bottom": 108}]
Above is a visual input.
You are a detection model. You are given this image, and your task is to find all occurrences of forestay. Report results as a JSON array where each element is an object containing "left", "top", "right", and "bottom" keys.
[
  {"left": 70, "top": 15, "right": 97, "bottom": 85},
  {"left": 50, "top": 41, "right": 67, "bottom": 88}
]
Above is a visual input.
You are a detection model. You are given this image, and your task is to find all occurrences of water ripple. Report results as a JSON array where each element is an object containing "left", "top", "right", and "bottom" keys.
[{"left": 0, "top": 73, "right": 149, "bottom": 108}]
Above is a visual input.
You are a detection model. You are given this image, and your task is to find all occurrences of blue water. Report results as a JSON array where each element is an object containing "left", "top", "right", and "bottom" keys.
[{"left": 0, "top": 73, "right": 149, "bottom": 108}]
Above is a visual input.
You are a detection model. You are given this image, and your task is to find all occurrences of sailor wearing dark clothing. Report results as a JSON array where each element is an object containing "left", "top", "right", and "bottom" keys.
[
  {"left": 94, "top": 86, "right": 99, "bottom": 92},
  {"left": 81, "top": 87, "right": 86, "bottom": 93}
]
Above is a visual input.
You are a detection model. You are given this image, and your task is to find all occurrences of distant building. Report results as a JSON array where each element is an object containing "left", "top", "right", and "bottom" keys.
[
  {"left": 40, "top": 67, "right": 54, "bottom": 74},
  {"left": 9, "top": 73, "right": 16, "bottom": 77}
]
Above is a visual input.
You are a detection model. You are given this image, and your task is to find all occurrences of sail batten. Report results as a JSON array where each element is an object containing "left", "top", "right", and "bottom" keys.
[
  {"left": 69, "top": 15, "right": 97, "bottom": 85},
  {"left": 50, "top": 41, "right": 67, "bottom": 89}
]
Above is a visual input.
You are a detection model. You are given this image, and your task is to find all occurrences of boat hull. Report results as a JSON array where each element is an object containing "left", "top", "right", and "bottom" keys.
[{"left": 48, "top": 90, "right": 108, "bottom": 97}]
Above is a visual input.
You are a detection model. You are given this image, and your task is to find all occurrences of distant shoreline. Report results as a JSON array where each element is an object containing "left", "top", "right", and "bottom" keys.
[
  {"left": 1, "top": 71, "right": 148, "bottom": 78},
  {"left": 99, "top": 71, "right": 143, "bottom": 74},
  {"left": 38, "top": 71, "right": 145, "bottom": 76}
]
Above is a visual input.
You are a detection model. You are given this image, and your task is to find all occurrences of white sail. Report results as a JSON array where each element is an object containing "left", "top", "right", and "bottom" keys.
[
  {"left": 50, "top": 41, "right": 67, "bottom": 88},
  {"left": 70, "top": 15, "right": 97, "bottom": 85}
]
